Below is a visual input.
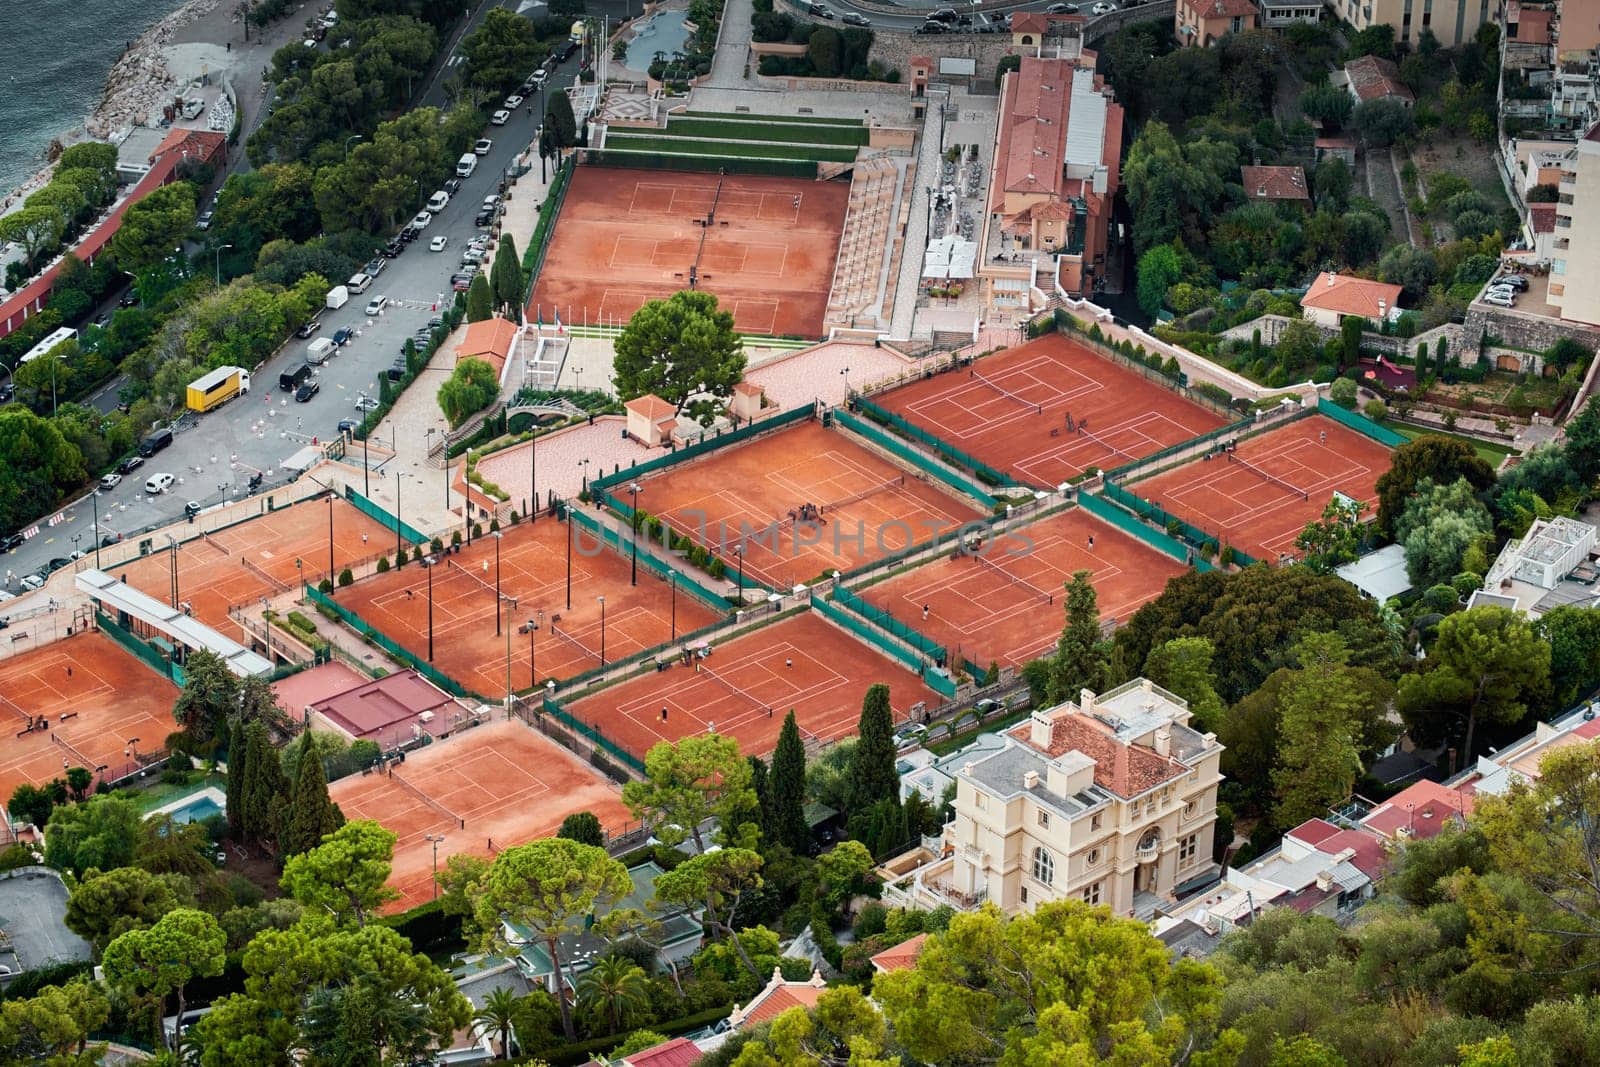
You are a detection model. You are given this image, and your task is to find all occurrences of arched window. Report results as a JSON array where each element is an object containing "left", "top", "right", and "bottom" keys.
[{"left": 1032, "top": 847, "right": 1054, "bottom": 885}]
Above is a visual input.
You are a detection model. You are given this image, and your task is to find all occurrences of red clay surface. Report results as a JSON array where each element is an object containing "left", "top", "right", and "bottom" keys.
[
  {"left": 0, "top": 632, "right": 179, "bottom": 801},
  {"left": 637, "top": 419, "right": 983, "bottom": 589},
  {"left": 859, "top": 508, "right": 1188, "bottom": 670},
  {"left": 1131, "top": 414, "right": 1393, "bottom": 562},
  {"left": 528, "top": 166, "right": 849, "bottom": 337},
  {"left": 111, "top": 497, "right": 391, "bottom": 633},
  {"left": 564, "top": 611, "right": 940, "bottom": 760},
  {"left": 328, "top": 719, "right": 629, "bottom": 913},
  {"left": 873, "top": 334, "right": 1228, "bottom": 486},
  {"left": 335, "top": 519, "right": 721, "bottom": 697}
]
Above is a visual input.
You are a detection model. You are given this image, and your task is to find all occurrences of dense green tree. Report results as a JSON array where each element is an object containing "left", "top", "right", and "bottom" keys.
[
  {"left": 546, "top": 88, "right": 578, "bottom": 149},
  {"left": 460, "top": 7, "right": 544, "bottom": 101},
  {"left": 1294, "top": 496, "right": 1367, "bottom": 574},
  {"left": 807, "top": 25, "right": 842, "bottom": 77},
  {"left": 1136, "top": 244, "right": 1183, "bottom": 319},
  {"left": 1561, "top": 396, "right": 1600, "bottom": 487},
  {"left": 1122, "top": 121, "right": 1237, "bottom": 254},
  {"left": 1048, "top": 570, "right": 1108, "bottom": 703},
  {"left": 727, "top": 985, "right": 892, "bottom": 1066},
  {"left": 0, "top": 205, "right": 67, "bottom": 264},
  {"left": 0, "top": 405, "right": 86, "bottom": 531},
  {"left": 281, "top": 729, "right": 345, "bottom": 858},
  {"left": 174, "top": 649, "right": 243, "bottom": 752},
  {"left": 1397, "top": 476, "right": 1493, "bottom": 589},
  {"left": 64, "top": 865, "right": 185, "bottom": 953},
  {"left": 1375, "top": 435, "right": 1495, "bottom": 536},
  {"left": 111, "top": 183, "right": 199, "bottom": 271},
  {"left": 490, "top": 234, "right": 523, "bottom": 320},
  {"left": 465, "top": 272, "right": 493, "bottom": 322},
  {"left": 240, "top": 721, "right": 287, "bottom": 846},
  {"left": 0, "top": 979, "right": 112, "bottom": 1060},
  {"left": 297, "top": 974, "right": 434, "bottom": 1065},
  {"left": 310, "top": 107, "right": 449, "bottom": 233},
  {"left": 577, "top": 955, "right": 651, "bottom": 1036},
  {"left": 655, "top": 848, "right": 766, "bottom": 980},
  {"left": 613, "top": 290, "right": 746, "bottom": 425},
  {"left": 557, "top": 810, "right": 605, "bottom": 847},
  {"left": 850, "top": 684, "right": 900, "bottom": 810},
  {"left": 103, "top": 907, "right": 226, "bottom": 1051},
  {"left": 43, "top": 793, "right": 140, "bottom": 878},
  {"left": 767, "top": 710, "right": 810, "bottom": 853},
  {"left": 1141, "top": 637, "right": 1225, "bottom": 732},
  {"left": 280, "top": 820, "right": 401, "bottom": 928},
  {"left": 1398, "top": 605, "right": 1550, "bottom": 758},
  {"left": 468, "top": 838, "right": 631, "bottom": 1039},
  {"left": 6, "top": 782, "right": 57, "bottom": 830},
  {"left": 437, "top": 355, "right": 500, "bottom": 427},
  {"left": 623, "top": 734, "right": 756, "bottom": 853},
  {"left": 1299, "top": 84, "right": 1354, "bottom": 130},
  {"left": 1536, "top": 604, "right": 1600, "bottom": 711},
  {"left": 1272, "top": 634, "right": 1370, "bottom": 829}
]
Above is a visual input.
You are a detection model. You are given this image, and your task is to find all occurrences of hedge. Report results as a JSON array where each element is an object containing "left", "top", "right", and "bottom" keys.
[
  {"left": 602, "top": 132, "right": 859, "bottom": 163},
  {"left": 663, "top": 117, "right": 870, "bottom": 146}
]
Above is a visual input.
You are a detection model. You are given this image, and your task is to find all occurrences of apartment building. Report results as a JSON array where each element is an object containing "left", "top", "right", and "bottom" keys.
[
  {"left": 880, "top": 680, "right": 1224, "bottom": 920},
  {"left": 1326, "top": 0, "right": 1492, "bottom": 47},
  {"left": 1175, "top": 0, "right": 1260, "bottom": 46},
  {"left": 1550, "top": 124, "right": 1600, "bottom": 323}
]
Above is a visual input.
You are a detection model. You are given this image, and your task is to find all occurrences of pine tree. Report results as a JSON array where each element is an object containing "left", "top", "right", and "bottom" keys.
[
  {"left": 1048, "top": 570, "right": 1107, "bottom": 704},
  {"left": 850, "top": 685, "right": 899, "bottom": 810},
  {"left": 768, "top": 712, "right": 810, "bottom": 853},
  {"left": 225, "top": 725, "right": 253, "bottom": 839},
  {"left": 747, "top": 755, "right": 770, "bottom": 835},
  {"left": 240, "top": 722, "right": 287, "bottom": 846},
  {"left": 282, "top": 731, "right": 343, "bottom": 858}
]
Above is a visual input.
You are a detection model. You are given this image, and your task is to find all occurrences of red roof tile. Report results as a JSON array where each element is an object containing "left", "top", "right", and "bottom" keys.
[
  {"left": 1345, "top": 55, "right": 1414, "bottom": 103},
  {"left": 1011, "top": 11, "right": 1049, "bottom": 32},
  {"left": 1300, "top": 272, "right": 1404, "bottom": 319},
  {"left": 625, "top": 393, "right": 676, "bottom": 419},
  {"left": 624, "top": 1037, "right": 702, "bottom": 1067},
  {"left": 998, "top": 57, "right": 1073, "bottom": 198},
  {"left": 1013, "top": 712, "right": 1186, "bottom": 797},
  {"left": 1287, "top": 818, "right": 1340, "bottom": 847},
  {"left": 1318, "top": 827, "right": 1390, "bottom": 879},
  {"left": 1513, "top": 7, "right": 1553, "bottom": 45},
  {"left": 1242, "top": 164, "right": 1311, "bottom": 201},
  {"left": 1361, "top": 780, "right": 1474, "bottom": 841},
  {"left": 1196, "top": 0, "right": 1259, "bottom": 17},
  {"left": 739, "top": 983, "right": 823, "bottom": 1027},
  {"left": 870, "top": 933, "right": 928, "bottom": 973},
  {"left": 1529, "top": 202, "right": 1558, "bottom": 233}
]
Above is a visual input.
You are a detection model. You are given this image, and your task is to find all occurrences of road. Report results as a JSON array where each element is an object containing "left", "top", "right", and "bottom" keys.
[
  {"left": 816, "top": 0, "right": 1133, "bottom": 32},
  {"left": 0, "top": 4, "right": 583, "bottom": 597}
]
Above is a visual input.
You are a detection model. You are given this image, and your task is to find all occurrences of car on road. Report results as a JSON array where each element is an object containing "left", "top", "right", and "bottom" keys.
[
  {"left": 184, "top": 501, "right": 203, "bottom": 518},
  {"left": 99, "top": 532, "right": 123, "bottom": 547},
  {"left": 117, "top": 455, "right": 145, "bottom": 476},
  {"left": 364, "top": 257, "right": 386, "bottom": 278},
  {"left": 364, "top": 294, "right": 388, "bottom": 316},
  {"left": 295, "top": 380, "right": 321, "bottom": 403},
  {"left": 398, "top": 225, "right": 419, "bottom": 243},
  {"left": 20, "top": 573, "right": 45, "bottom": 591},
  {"left": 1046, "top": 1, "right": 1080, "bottom": 10},
  {"left": 474, "top": 208, "right": 495, "bottom": 227},
  {"left": 893, "top": 722, "right": 929, "bottom": 749},
  {"left": 426, "top": 190, "right": 450, "bottom": 212},
  {"left": 145, "top": 472, "right": 175, "bottom": 495},
  {"left": 929, "top": 6, "right": 959, "bottom": 19},
  {"left": 411, "top": 210, "right": 432, "bottom": 230},
  {"left": 118, "top": 290, "right": 140, "bottom": 308},
  {"left": 444, "top": 178, "right": 463, "bottom": 196},
  {"left": 559, "top": 40, "right": 579, "bottom": 61},
  {"left": 808, "top": 3, "right": 835, "bottom": 16},
  {"left": 842, "top": 11, "right": 870, "bottom": 24},
  {"left": 491, "top": 109, "right": 511, "bottom": 125},
  {"left": 353, "top": 394, "right": 379, "bottom": 412},
  {"left": 98, "top": 473, "right": 122, "bottom": 491},
  {"left": 0, "top": 533, "right": 23, "bottom": 553},
  {"left": 917, "top": 20, "right": 947, "bottom": 32},
  {"left": 504, "top": 94, "right": 524, "bottom": 110},
  {"left": 196, "top": 211, "right": 214, "bottom": 231},
  {"left": 337, "top": 418, "right": 360, "bottom": 435},
  {"left": 429, "top": 235, "right": 449, "bottom": 252},
  {"left": 332, "top": 326, "right": 354, "bottom": 346},
  {"left": 474, "top": 138, "right": 493, "bottom": 156},
  {"left": 482, "top": 194, "right": 501, "bottom": 212},
  {"left": 295, "top": 318, "right": 322, "bottom": 339},
  {"left": 528, "top": 69, "right": 547, "bottom": 90},
  {"left": 382, "top": 238, "right": 404, "bottom": 257},
  {"left": 45, "top": 557, "right": 71, "bottom": 574},
  {"left": 1090, "top": 1, "right": 1116, "bottom": 12}
]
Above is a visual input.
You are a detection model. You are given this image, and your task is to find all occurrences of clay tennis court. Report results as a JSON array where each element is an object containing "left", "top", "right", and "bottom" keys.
[
  {"left": 872, "top": 333, "right": 1228, "bottom": 487},
  {"left": 112, "top": 497, "right": 391, "bottom": 633},
  {"left": 0, "top": 632, "right": 179, "bottom": 802},
  {"left": 1129, "top": 415, "right": 1393, "bottom": 563},
  {"left": 528, "top": 165, "right": 850, "bottom": 337},
  {"left": 858, "top": 507, "right": 1189, "bottom": 670},
  {"left": 335, "top": 519, "right": 722, "bottom": 697},
  {"left": 328, "top": 719, "right": 629, "bottom": 913},
  {"left": 636, "top": 419, "right": 983, "bottom": 589},
  {"left": 563, "top": 610, "right": 940, "bottom": 760}
]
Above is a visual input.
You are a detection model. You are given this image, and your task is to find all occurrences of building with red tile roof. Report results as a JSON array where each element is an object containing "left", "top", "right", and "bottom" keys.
[
  {"left": 1299, "top": 271, "right": 1405, "bottom": 327},
  {"left": 456, "top": 316, "right": 521, "bottom": 383},
  {"left": 1241, "top": 164, "right": 1311, "bottom": 204},
  {"left": 305, "top": 669, "right": 475, "bottom": 745},
  {"left": 869, "top": 932, "right": 928, "bottom": 974},
  {"left": 727, "top": 968, "right": 828, "bottom": 1030},
  {"left": 1360, "top": 780, "right": 1475, "bottom": 841},
  {"left": 621, "top": 1037, "right": 704, "bottom": 1067},
  {"left": 1343, "top": 55, "right": 1415, "bottom": 106},
  {"left": 1175, "top": 0, "right": 1259, "bottom": 46}
]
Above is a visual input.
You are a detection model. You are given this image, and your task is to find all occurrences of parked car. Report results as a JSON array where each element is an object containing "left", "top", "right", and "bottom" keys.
[
  {"left": 893, "top": 723, "right": 929, "bottom": 749},
  {"left": 99, "top": 473, "right": 123, "bottom": 490},
  {"left": 807, "top": 3, "right": 835, "bottom": 17},
  {"left": 444, "top": 178, "right": 463, "bottom": 196},
  {"left": 295, "top": 380, "right": 321, "bottom": 403},
  {"left": 411, "top": 210, "right": 432, "bottom": 230},
  {"left": 99, "top": 533, "right": 124, "bottom": 547},
  {"left": 145, "top": 472, "right": 175, "bottom": 494},
  {"left": 354, "top": 394, "right": 379, "bottom": 412},
  {"left": 196, "top": 211, "right": 214, "bottom": 230},
  {"left": 451, "top": 274, "right": 475, "bottom": 292},
  {"left": 928, "top": 6, "right": 958, "bottom": 19},
  {"left": 1483, "top": 290, "right": 1516, "bottom": 307},
  {"left": 1495, "top": 274, "right": 1530, "bottom": 291},
  {"left": 118, "top": 290, "right": 140, "bottom": 308},
  {"left": 482, "top": 194, "right": 502, "bottom": 210},
  {"left": 337, "top": 418, "right": 360, "bottom": 435},
  {"left": 398, "top": 225, "right": 419, "bottom": 243},
  {"left": 474, "top": 208, "right": 495, "bottom": 227},
  {"left": 364, "top": 294, "right": 388, "bottom": 316},
  {"left": 184, "top": 501, "right": 203, "bottom": 518},
  {"left": 117, "top": 455, "right": 146, "bottom": 476},
  {"left": 1090, "top": 1, "right": 1116, "bottom": 12},
  {"left": 842, "top": 11, "right": 870, "bottom": 24},
  {"left": 296, "top": 318, "right": 322, "bottom": 339},
  {"left": 491, "top": 109, "right": 511, "bottom": 125},
  {"left": 332, "top": 327, "right": 354, "bottom": 346},
  {"left": 504, "top": 94, "right": 524, "bottom": 109},
  {"left": 20, "top": 573, "right": 45, "bottom": 591},
  {"left": 430, "top": 235, "right": 449, "bottom": 252},
  {"left": 917, "top": 20, "right": 947, "bottom": 32},
  {"left": 426, "top": 190, "right": 450, "bottom": 212},
  {"left": 382, "top": 238, "right": 404, "bottom": 258},
  {"left": 0, "top": 533, "right": 24, "bottom": 553},
  {"left": 475, "top": 138, "right": 494, "bottom": 156},
  {"left": 0, "top": 383, "right": 12, "bottom": 402},
  {"left": 364, "top": 257, "right": 386, "bottom": 278},
  {"left": 1046, "top": 2, "right": 1079, "bottom": 11}
]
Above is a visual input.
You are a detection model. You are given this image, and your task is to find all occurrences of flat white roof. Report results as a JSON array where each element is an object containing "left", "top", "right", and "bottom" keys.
[
  {"left": 1336, "top": 544, "right": 1412, "bottom": 603},
  {"left": 76, "top": 568, "right": 272, "bottom": 677},
  {"left": 1064, "top": 67, "right": 1107, "bottom": 169}
]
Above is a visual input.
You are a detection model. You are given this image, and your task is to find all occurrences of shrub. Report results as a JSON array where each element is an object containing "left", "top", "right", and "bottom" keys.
[
  {"left": 1364, "top": 398, "right": 1389, "bottom": 419},
  {"left": 317, "top": 578, "right": 334, "bottom": 594},
  {"left": 338, "top": 567, "right": 354, "bottom": 587},
  {"left": 376, "top": 557, "right": 390, "bottom": 573},
  {"left": 1329, "top": 376, "right": 1359, "bottom": 408},
  {"left": 451, "top": 530, "right": 463, "bottom": 547}
]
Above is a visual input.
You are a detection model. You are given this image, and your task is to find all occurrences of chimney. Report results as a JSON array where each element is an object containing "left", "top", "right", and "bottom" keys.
[
  {"left": 1154, "top": 725, "right": 1171, "bottom": 757},
  {"left": 1114, "top": 741, "right": 1130, "bottom": 794},
  {"left": 1315, "top": 870, "right": 1334, "bottom": 891},
  {"left": 1326, "top": 273, "right": 1336, "bottom": 287},
  {"left": 1080, "top": 688, "right": 1096, "bottom": 713},
  {"left": 1023, "top": 770, "right": 1040, "bottom": 790}
]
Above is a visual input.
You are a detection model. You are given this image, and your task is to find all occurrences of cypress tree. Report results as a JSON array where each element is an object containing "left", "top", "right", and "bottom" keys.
[
  {"left": 850, "top": 685, "right": 899, "bottom": 810},
  {"left": 1048, "top": 570, "right": 1107, "bottom": 704},
  {"left": 491, "top": 236, "right": 523, "bottom": 320},
  {"left": 240, "top": 722, "right": 287, "bottom": 846},
  {"left": 768, "top": 712, "right": 810, "bottom": 853},
  {"left": 465, "top": 274, "right": 493, "bottom": 322},
  {"left": 225, "top": 725, "right": 253, "bottom": 838},
  {"left": 282, "top": 731, "right": 342, "bottom": 857},
  {"left": 747, "top": 755, "right": 770, "bottom": 837}
]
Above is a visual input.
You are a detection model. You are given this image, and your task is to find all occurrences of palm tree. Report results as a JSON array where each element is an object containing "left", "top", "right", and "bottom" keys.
[
  {"left": 474, "top": 987, "right": 523, "bottom": 1061},
  {"left": 576, "top": 955, "right": 650, "bottom": 1037}
]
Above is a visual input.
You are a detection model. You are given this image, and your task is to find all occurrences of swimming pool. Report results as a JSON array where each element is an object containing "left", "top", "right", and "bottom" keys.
[
  {"left": 624, "top": 10, "right": 691, "bottom": 71},
  {"left": 167, "top": 795, "right": 224, "bottom": 824}
]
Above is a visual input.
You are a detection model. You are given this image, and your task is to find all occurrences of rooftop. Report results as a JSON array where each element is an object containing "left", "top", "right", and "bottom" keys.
[
  {"left": 1529, "top": 202, "right": 1558, "bottom": 234},
  {"left": 869, "top": 933, "right": 928, "bottom": 973},
  {"left": 624, "top": 1037, "right": 704, "bottom": 1067},
  {"left": 1299, "top": 272, "right": 1405, "bottom": 319},
  {"left": 1241, "top": 164, "right": 1311, "bottom": 202},
  {"left": 625, "top": 393, "right": 677, "bottom": 419},
  {"left": 1360, "top": 780, "right": 1474, "bottom": 840},
  {"left": 728, "top": 968, "right": 827, "bottom": 1030},
  {"left": 308, "top": 669, "right": 471, "bottom": 741},
  {"left": 1196, "top": 0, "right": 1260, "bottom": 16},
  {"left": 1336, "top": 543, "right": 1413, "bottom": 602},
  {"left": 1344, "top": 55, "right": 1415, "bottom": 103},
  {"left": 999, "top": 57, "right": 1073, "bottom": 198},
  {"left": 1010, "top": 11, "right": 1049, "bottom": 33}
]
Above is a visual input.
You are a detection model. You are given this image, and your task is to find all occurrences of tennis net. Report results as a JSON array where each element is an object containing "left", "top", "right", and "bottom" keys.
[
  {"left": 1078, "top": 423, "right": 1136, "bottom": 463},
  {"left": 240, "top": 556, "right": 290, "bottom": 594},
  {"left": 973, "top": 553, "right": 1055, "bottom": 605},
  {"left": 390, "top": 767, "right": 465, "bottom": 829},
  {"left": 1228, "top": 453, "right": 1309, "bottom": 500},
  {"left": 822, "top": 475, "right": 905, "bottom": 515},
  {"left": 551, "top": 621, "right": 601, "bottom": 663},
  {"left": 446, "top": 555, "right": 501, "bottom": 601},
  {"left": 2, "top": 692, "right": 31, "bottom": 725},
  {"left": 50, "top": 732, "right": 95, "bottom": 769},
  {"left": 972, "top": 370, "right": 1043, "bottom": 415},
  {"left": 698, "top": 663, "right": 769, "bottom": 715}
]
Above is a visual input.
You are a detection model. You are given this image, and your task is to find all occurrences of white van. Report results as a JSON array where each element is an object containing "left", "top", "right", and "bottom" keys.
[
  {"left": 427, "top": 190, "right": 450, "bottom": 212},
  {"left": 346, "top": 272, "right": 373, "bottom": 294},
  {"left": 306, "top": 338, "right": 337, "bottom": 365},
  {"left": 456, "top": 153, "right": 478, "bottom": 178}
]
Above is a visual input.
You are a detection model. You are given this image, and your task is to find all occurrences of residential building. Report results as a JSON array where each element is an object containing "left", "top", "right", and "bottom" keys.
[
  {"left": 618, "top": 1037, "right": 706, "bottom": 1067},
  {"left": 1525, "top": 200, "right": 1559, "bottom": 261},
  {"left": 1468, "top": 516, "right": 1600, "bottom": 615},
  {"left": 1557, "top": 0, "right": 1600, "bottom": 60},
  {"left": 879, "top": 679, "right": 1224, "bottom": 920},
  {"left": 1551, "top": 124, "right": 1600, "bottom": 323},
  {"left": 1299, "top": 271, "right": 1404, "bottom": 328},
  {"left": 1340, "top": 55, "right": 1416, "bottom": 108},
  {"left": 726, "top": 968, "right": 828, "bottom": 1032},
  {"left": 1505, "top": 1, "right": 1556, "bottom": 69},
  {"left": 1326, "top": 0, "right": 1491, "bottom": 46},
  {"left": 1551, "top": 59, "right": 1600, "bottom": 129},
  {"left": 1359, "top": 780, "right": 1474, "bottom": 840},
  {"left": 1314, "top": 135, "right": 1358, "bottom": 167},
  {"left": 1175, "top": 0, "right": 1260, "bottom": 46},
  {"left": 869, "top": 933, "right": 928, "bottom": 974},
  {"left": 1258, "top": 0, "right": 1323, "bottom": 26},
  {"left": 979, "top": 56, "right": 1125, "bottom": 309},
  {"left": 1240, "top": 164, "right": 1312, "bottom": 206}
]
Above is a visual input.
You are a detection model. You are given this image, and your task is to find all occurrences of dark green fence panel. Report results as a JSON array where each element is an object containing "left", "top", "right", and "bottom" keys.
[
  {"left": 833, "top": 409, "right": 998, "bottom": 508},
  {"left": 565, "top": 506, "right": 747, "bottom": 602},
  {"left": 812, "top": 595, "right": 926, "bottom": 674},
  {"left": 1316, "top": 397, "right": 1405, "bottom": 447},
  {"left": 304, "top": 584, "right": 475, "bottom": 699},
  {"left": 831, "top": 586, "right": 946, "bottom": 665},
  {"left": 343, "top": 486, "right": 427, "bottom": 545},
  {"left": 1077, "top": 492, "right": 1214, "bottom": 571},
  {"left": 97, "top": 611, "right": 180, "bottom": 683},
  {"left": 542, "top": 694, "right": 646, "bottom": 773},
  {"left": 850, "top": 395, "right": 1014, "bottom": 488},
  {"left": 590, "top": 405, "right": 815, "bottom": 494}
]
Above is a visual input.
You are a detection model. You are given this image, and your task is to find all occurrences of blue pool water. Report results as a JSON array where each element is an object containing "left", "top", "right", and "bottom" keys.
[
  {"left": 625, "top": 10, "right": 692, "bottom": 70},
  {"left": 168, "top": 796, "right": 224, "bottom": 824}
]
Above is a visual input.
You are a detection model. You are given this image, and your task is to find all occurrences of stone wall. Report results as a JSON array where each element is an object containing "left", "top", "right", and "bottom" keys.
[{"left": 1462, "top": 305, "right": 1600, "bottom": 358}]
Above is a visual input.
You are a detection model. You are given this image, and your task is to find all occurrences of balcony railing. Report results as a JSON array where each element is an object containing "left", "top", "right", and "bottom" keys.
[{"left": 1135, "top": 839, "right": 1160, "bottom": 860}]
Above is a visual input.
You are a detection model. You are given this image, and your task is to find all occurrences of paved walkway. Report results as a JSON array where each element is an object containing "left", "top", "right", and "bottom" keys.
[{"left": 706, "top": 0, "right": 754, "bottom": 88}]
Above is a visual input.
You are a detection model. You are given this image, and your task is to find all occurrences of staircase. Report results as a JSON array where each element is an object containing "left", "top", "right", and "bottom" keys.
[{"left": 824, "top": 158, "right": 899, "bottom": 330}]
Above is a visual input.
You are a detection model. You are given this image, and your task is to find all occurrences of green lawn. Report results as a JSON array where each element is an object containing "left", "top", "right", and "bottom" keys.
[
  {"left": 924, "top": 707, "right": 1032, "bottom": 758},
  {"left": 1380, "top": 419, "right": 1514, "bottom": 467},
  {"left": 665, "top": 117, "right": 870, "bottom": 146},
  {"left": 603, "top": 133, "right": 859, "bottom": 163},
  {"left": 129, "top": 773, "right": 226, "bottom": 814},
  {"left": 682, "top": 110, "right": 862, "bottom": 126}
]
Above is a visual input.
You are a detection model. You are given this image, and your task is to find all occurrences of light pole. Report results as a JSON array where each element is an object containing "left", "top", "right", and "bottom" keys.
[
  {"left": 840, "top": 365, "right": 851, "bottom": 399},
  {"left": 628, "top": 482, "right": 641, "bottom": 585},
  {"left": 564, "top": 510, "right": 572, "bottom": 610},
  {"left": 597, "top": 595, "right": 606, "bottom": 665},
  {"left": 493, "top": 531, "right": 503, "bottom": 635},
  {"left": 529, "top": 427, "right": 538, "bottom": 523},
  {"left": 734, "top": 544, "right": 744, "bottom": 595},
  {"left": 327, "top": 495, "right": 336, "bottom": 597},
  {"left": 214, "top": 243, "right": 233, "bottom": 286},
  {"left": 344, "top": 134, "right": 363, "bottom": 158},
  {"left": 361, "top": 428, "right": 370, "bottom": 497},
  {"left": 668, "top": 569, "right": 677, "bottom": 639},
  {"left": 166, "top": 535, "right": 179, "bottom": 609},
  {"left": 424, "top": 555, "right": 436, "bottom": 661},
  {"left": 392, "top": 469, "right": 402, "bottom": 564},
  {"left": 503, "top": 595, "right": 517, "bottom": 708},
  {"left": 424, "top": 833, "right": 444, "bottom": 899},
  {"left": 91, "top": 488, "right": 101, "bottom": 569},
  {"left": 519, "top": 610, "right": 544, "bottom": 689}
]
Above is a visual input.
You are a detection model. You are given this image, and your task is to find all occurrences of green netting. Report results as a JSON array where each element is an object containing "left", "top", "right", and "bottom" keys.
[
  {"left": 578, "top": 149, "right": 818, "bottom": 179},
  {"left": 662, "top": 117, "right": 871, "bottom": 146},
  {"left": 565, "top": 506, "right": 736, "bottom": 605},
  {"left": 303, "top": 584, "right": 475, "bottom": 699},
  {"left": 97, "top": 610, "right": 180, "bottom": 683},
  {"left": 591, "top": 405, "right": 814, "bottom": 493},
  {"left": 1316, "top": 397, "right": 1405, "bottom": 447},
  {"left": 831, "top": 586, "right": 946, "bottom": 665},
  {"left": 812, "top": 595, "right": 926, "bottom": 674},
  {"left": 541, "top": 695, "right": 646, "bottom": 774},
  {"left": 833, "top": 409, "right": 998, "bottom": 508},
  {"left": 850, "top": 395, "right": 1014, "bottom": 488},
  {"left": 1103, "top": 418, "right": 1256, "bottom": 481},
  {"left": 343, "top": 486, "right": 427, "bottom": 545},
  {"left": 1077, "top": 492, "right": 1214, "bottom": 571},
  {"left": 923, "top": 665, "right": 957, "bottom": 699}
]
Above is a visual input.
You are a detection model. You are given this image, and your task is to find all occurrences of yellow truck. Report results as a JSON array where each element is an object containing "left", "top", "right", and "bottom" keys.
[{"left": 186, "top": 366, "right": 251, "bottom": 413}]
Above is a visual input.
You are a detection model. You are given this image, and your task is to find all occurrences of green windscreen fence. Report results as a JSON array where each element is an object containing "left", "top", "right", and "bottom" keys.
[
  {"left": 591, "top": 405, "right": 814, "bottom": 494},
  {"left": 833, "top": 409, "right": 999, "bottom": 509},
  {"left": 97, "top": 610, "right": 184, "bottom": 684},
  {"left": 850, "top": 395, "right": 1015, "bottom": 489},
  {"left": 542, "top": 694, "right": 647, "bottom": 774},
  {"left": 1316, "top": 397, "right": 1406, "bottom": 447},
  {"left": 578, "top": 149, "right": 818, "bottom": 179},
  {"left": 1077, "top": 493, "right": 1216, "bottom": 571},
  {"left": 343, "top": 486, "right": 427, "bottom": 545},
  {"left": 304, "top": 584, "right": 475, "bottom": 699},
  {"left": 831, "top": 586, "right": 946, "bottom": 665},
  {"left": 565, "top": 506, "right": 746, "bottom": 603},
  {"left": 811, "top": 595, "right": 955, "bottom": 698},
  {"left": 1103, "top": 418, "right": 1256, "bottom": 482}
]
